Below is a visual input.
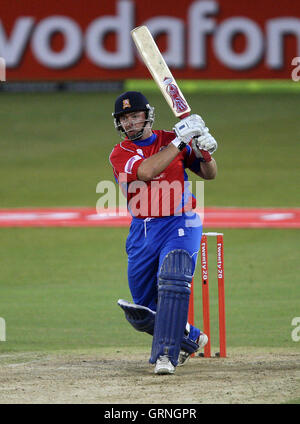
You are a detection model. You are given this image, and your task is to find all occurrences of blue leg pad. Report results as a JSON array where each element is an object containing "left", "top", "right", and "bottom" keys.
[
  {"left": 150, "top": 249, "right": 193, "bottom": 367},
  {"left": 181, "top": 336, "right": 199, "bottom": 354},
  {"left": 118, "top": 299, "right": 200, "bottom": 355},
  {"left": 117, "top": 299, "right": 155, "bottom": 335}
]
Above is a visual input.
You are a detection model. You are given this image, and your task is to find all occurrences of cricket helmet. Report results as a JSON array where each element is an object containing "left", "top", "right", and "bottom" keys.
[{"left": 112, "top": 91, "right": 155, "bottom": 140}]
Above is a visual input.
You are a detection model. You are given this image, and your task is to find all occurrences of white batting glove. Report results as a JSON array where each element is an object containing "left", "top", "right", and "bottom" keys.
[
  {"left": 193, "top": 128, "right": 218, "bottom": 155},
  {"left": 172, "top": 114, "right": 206, "bottom": 150}
]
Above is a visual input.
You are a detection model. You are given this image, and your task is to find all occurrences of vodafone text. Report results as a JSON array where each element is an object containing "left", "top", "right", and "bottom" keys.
[{"left": 1, "top": 0, "right": 299, "bottom": 71}]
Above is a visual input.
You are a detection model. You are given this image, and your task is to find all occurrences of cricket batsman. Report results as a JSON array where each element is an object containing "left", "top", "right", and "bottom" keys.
[{"left": 109, "top": 91, "right": 218, "bottom": 374}]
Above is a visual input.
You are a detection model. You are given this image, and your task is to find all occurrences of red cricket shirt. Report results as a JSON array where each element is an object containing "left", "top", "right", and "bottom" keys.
[{"left": 109, "top": 130, "right": 201, "bottom": 219}]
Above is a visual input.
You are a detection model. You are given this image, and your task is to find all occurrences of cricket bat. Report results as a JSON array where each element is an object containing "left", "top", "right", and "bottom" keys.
[{"left": 131, "top": 26, "right": 191, "bottom": 119}]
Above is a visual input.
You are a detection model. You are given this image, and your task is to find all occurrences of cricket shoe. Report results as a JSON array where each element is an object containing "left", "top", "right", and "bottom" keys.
[
  {"left": 154, "top": 355, "right": 175, "bottom": 375},
  {"left": 177, "top": 332, "right": 208, "bottom": 367}
]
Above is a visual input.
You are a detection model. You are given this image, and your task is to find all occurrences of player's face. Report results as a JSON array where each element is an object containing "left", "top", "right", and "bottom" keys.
[
  {"left": 119, "top": 111, "right": 145, "bottom": 133},
  {"left": 119, "top": 111, "right": 149, "bottom": 139}
]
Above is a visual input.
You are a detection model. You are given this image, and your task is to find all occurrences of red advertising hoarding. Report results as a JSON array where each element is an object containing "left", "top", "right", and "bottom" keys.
[{"left": 0, "top": 0, "right": 299, "bottom": 80}]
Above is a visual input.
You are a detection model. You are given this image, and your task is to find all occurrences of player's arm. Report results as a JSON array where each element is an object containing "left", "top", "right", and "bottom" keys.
[
  {"left": 137, "top": 143, "right": 179, "bottom": 181},
  {"left": 195, "top": 158, "right": 217, "bottom": 180}
]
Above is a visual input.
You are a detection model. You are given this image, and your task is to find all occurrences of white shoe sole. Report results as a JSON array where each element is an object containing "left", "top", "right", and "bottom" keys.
[
  {"left": 154, "top": 357, "right": 175, "bottom": 375},
  {"left": 154, "top": 366, "right": 175, "bottom": 375}
]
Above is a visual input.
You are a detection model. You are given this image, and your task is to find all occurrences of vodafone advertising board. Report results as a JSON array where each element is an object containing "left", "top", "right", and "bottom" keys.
[{"left": 1, "top": 0, "right": 299, "bottom": 80}]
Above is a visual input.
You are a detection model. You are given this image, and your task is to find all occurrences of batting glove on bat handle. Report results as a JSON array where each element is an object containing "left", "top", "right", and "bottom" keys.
[
  {"left": 191, "top": 137, "right": 213, "bottom": 162},
  {"left": 195, "top": 130, "right": 218, "bottom": 155},
  {"left": 172, "top": 114, "right": 206, "bottom": 151}
]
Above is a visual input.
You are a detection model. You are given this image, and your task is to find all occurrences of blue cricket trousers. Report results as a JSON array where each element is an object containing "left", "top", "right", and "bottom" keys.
[{"left": 126, "top": 212, "right": 202, "bottom": 341}]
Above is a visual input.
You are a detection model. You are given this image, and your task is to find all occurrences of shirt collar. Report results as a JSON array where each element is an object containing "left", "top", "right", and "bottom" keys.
[{"left": 133, "top": 133, "right": 157, "bottom": 146}]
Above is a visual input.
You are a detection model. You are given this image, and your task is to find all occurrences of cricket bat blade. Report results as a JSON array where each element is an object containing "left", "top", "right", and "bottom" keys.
[{"left": 131, "top": 26, "right": 191, "bottom": 119}]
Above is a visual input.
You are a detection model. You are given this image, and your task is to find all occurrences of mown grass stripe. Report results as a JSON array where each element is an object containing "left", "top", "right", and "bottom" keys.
[{"left": 125, "top": 79, "right": 300, "bottom": 93}]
